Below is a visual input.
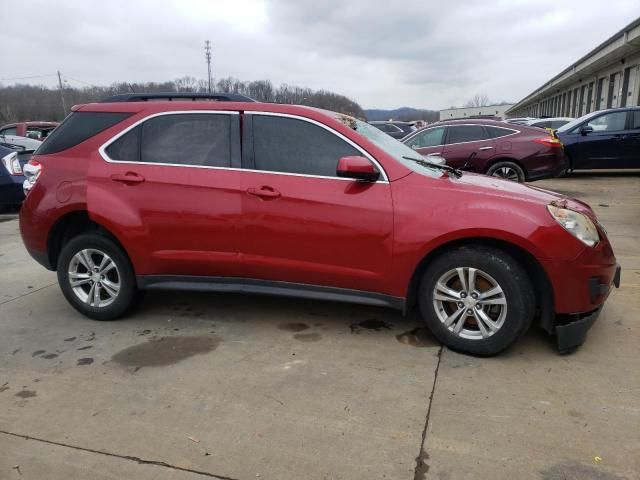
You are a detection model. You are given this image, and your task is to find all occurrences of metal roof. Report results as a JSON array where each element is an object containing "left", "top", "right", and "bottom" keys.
[{"left": 506, "top": 17, "right": 640, "bottom": 114}]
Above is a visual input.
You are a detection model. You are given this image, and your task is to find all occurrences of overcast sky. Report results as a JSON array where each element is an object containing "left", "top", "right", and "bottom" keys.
[{"left": 2, "top": 0, "right": 639, "bottom": 109}]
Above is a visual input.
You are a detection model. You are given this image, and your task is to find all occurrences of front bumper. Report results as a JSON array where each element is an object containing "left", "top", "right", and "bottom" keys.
[{"left": 555, "top": 264, "right": 621, "bottom": 353}]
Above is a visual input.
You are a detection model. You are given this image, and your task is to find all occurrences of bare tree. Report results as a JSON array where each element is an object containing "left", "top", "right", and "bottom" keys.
[
  {"left": 464, "top": 93, "right": 491, "bottom": 108},
  {"left": 0, "top": 76, "right": 365, "bottom": 122}
]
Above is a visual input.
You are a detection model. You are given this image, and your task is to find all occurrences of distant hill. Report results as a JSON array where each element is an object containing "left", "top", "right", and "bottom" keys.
[{"left": 364, "top": 107, "right": 438, "bottom": 123}]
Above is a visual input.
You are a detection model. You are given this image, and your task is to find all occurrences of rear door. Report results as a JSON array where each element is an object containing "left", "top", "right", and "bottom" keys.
[
  {"left": 238, "top": 113, "right": 393, "bottom": 294},
  {"left": 403, "top": 126, "right": 446, "bottom": 159},
  {"left": 95, "top": 111, "right": 244, "bottom": 276},
  {"left": 572, "top": 110, "right": 628, "bottom": 169},
  {"left": 442, "top": 125, "right": 495, "bottom": 169}
]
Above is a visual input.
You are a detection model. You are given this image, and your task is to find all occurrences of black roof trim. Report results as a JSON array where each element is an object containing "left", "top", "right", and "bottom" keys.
[{"left": 100, "top": 92, "right": 257, "bottom": 103}]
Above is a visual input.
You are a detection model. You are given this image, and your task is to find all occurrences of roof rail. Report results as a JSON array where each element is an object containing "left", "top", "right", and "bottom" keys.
[{"left": 100, "top": 92, "right": 257, "bottom": 103}]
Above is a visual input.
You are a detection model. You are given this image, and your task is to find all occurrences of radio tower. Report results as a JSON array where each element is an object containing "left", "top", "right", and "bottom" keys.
[{"left": 205, "top": 40, "right": 212, "bottom": 93}]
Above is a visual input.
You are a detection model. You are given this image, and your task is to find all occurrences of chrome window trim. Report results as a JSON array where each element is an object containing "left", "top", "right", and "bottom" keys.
[
  {"left": 98, "top": 110, "right": 389, "bottom": 183},
  {"left": 245, "top": 111, "right": 389, "bottom": 182},
  {"left": 403, "top": 124, "right": 520, "bottom": 147},
  {"left": 98, "top": 110, "right": 238, "bottom": 168}
]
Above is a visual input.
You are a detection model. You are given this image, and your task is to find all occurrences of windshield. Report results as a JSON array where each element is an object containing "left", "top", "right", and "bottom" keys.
[{"left": 333, "top": 113, "right": 441, "bottom": 177}]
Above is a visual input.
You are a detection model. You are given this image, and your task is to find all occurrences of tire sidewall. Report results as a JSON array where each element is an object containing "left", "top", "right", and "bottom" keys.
[
  {"left": 57, "top": 233, "right": 136, "bottom": 321},
  {"left": 487, "top": 161, "right": 525, "bottom": 182},
  {"left": 419, "top": 246, "right": 534, "bottom": 356}
]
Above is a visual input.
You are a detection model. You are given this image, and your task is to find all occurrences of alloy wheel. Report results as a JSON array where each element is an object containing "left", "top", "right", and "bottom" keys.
[
  {"left": 68, "top": 249, "right": 121, "bottom": 308},
  {"left": 492, "top": 166, "right": 519, "bottom": 181},
  {"left": 432, "top": 267, "right": 508, "bottom": 340}
]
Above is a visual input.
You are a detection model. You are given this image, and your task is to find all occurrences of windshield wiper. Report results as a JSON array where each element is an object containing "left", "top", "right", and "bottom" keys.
[{"left": 402, "top": 156, "right": 462, "bottom": 178}]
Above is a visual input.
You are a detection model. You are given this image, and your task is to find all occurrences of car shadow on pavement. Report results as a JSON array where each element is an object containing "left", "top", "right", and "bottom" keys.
[{"left": 130, "top": 290, "right": 556, "bottom": 355}]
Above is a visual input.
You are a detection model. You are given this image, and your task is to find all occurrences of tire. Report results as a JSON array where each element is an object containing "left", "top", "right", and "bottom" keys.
[
  {"left": 57, "top": 233, "right": 137, "bottom": 320},
  {"left": 418, "top": 246, "right": 535, "bottom": 356},
  {"left": 486, "top": 161, "right": 525, "bottom": 182}
]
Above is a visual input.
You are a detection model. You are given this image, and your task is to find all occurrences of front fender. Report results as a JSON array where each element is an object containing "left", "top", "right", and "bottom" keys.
[{"left": 389, "top": 174, "right": 586, "bottom": 298}]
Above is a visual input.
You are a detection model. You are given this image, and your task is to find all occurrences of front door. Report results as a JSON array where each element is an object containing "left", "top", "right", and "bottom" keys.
[
  {"left": 238, "top": 113, "right": 393, "bottom": 294},
  {"left": 442, "top": 125, "right": 496, "bottom": 170},
  {"left": 573, "top": 110, "right": 628, "bottom": 169}
]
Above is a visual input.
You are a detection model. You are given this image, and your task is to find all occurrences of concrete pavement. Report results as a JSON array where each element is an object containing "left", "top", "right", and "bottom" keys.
[{"left": 1, "top": 172, "right": 638, "bottom": 479}]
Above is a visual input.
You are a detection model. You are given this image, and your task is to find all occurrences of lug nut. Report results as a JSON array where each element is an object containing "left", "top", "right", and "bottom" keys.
[
  {"left": 467, "top": 309, "right": 473, "bottom": 315},
  {"left": 476, "top": 304, "right": 482, "bottom": 310},
  {"left": 460, "top": 292, "right": 467, "bottom": 298},
  {"left": 457, "top": 302, "right": 464, "bottom": 308},
  {"left": 471, "top": 293, "right": 478, "bottom": 299}
]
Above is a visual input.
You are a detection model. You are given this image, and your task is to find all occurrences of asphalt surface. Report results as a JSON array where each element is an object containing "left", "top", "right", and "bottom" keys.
[{"left": 0, "top": 172, "right": 638, "bottom": 480}]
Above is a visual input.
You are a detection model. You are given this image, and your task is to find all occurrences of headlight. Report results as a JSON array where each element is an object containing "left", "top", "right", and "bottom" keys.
[{"left": 547, "top": 204, "right": 599, "bottom": 247}]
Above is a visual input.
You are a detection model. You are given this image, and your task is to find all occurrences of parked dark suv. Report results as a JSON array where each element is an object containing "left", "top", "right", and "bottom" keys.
[
  {"left": 19, "top": 93, "right": 619, "bottom": 356},
  {"left": 402, "top": 119, "right": 567, "bottom": 182},
  {"left": 555, "top": 107, "right": 640, "bottom": 171}
]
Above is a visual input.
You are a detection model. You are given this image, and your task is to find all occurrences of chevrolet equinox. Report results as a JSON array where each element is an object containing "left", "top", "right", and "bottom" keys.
[{"left": 19, "top": 93, "right": 621, "bottom": 356}]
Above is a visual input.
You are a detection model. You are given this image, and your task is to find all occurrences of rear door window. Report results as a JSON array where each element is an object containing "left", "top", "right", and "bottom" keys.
[
  {"left": 446, "top": 125, "right": 488, "bottom": 144},
  {"left": 106, "top": 113, "right": 235, "bottom": 168},
  {"left": 251, "top": 115, "right": 360, "bottom": 177}
]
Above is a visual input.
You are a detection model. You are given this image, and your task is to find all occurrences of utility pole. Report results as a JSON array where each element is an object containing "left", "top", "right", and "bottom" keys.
[
  {"left": 57, "top": 70, "right": 67, "bottom": 116},
  {"left": 204, "top": 40, "right": 212, "bottom": 93}
]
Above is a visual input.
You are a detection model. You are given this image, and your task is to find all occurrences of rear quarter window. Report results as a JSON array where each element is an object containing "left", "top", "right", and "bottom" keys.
[
  {"left": 36, "top": 112, "right": 132, "bottom": 155},
  {"left": 485, "top": 126, "right": 516, "bottom": 139}
]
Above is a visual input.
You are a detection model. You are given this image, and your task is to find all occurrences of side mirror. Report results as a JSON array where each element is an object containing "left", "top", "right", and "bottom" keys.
[
  {"left": 336, "top": 156, "right": 380, "bottom": 182},
  {"left": 580, "top": 125, "right": 594, "bottom": 135}
]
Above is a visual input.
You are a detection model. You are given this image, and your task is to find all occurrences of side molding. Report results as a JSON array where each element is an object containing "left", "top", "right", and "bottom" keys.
[{"left": 137, "top": 275, "right": 405, "bottom": 311}]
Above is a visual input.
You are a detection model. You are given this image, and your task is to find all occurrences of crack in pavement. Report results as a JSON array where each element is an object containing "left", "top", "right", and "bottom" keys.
[
  {"left": 0, "top": 283, "right": 57, "bottom": 306},
  {"left": 0, "top": 430, "right": 240, "bottom": 480},
  {"left": 413, "top": 346, "right": 443, "bottom": 480}
]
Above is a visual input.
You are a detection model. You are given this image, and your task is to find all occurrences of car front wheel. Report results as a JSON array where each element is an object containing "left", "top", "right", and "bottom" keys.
[{"left": 419, "top": 246, "right": 534, "bottom": 356}]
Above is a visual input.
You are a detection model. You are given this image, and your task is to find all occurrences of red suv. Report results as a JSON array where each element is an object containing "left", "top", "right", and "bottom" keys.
[
  {"left": 402, "top": 119, "right": 567, "bottom": 182},
  {"left": 19, "top": 93, "right": 620, "bottom": 356}
]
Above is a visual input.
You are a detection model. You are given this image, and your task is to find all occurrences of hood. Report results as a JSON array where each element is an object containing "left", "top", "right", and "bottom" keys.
[{"left": 445, "top": 172, "right": 594, "bottom": 215}]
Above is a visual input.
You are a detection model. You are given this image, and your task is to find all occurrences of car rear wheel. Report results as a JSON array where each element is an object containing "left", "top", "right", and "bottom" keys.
[
  {"left": 418, "top": 246, "right": 534, "bottom": 356},
  {"left": 486, "top": 161, "right": 525, "bottom": 182},
  {"left": 57, "top": 233, "right": 137, "bottom": 320}
]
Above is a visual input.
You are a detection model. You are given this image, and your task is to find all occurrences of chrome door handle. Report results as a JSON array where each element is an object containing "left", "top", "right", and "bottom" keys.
[
  {"left": 478, "top": 146, "right": 494, "bottom": 151},
  {"left": 426, "top": 152, "right": 442, "bottom": 156}
]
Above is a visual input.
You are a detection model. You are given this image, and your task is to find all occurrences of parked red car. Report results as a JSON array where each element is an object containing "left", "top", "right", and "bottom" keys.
[
  {"left": 19, "top": 93, "right": 619, "bottom": 356},
  {"left": 402, "top": 119, "right": 567, "bottom": 182},
  {"left": 0, "top": 121, "right": 59, "bottom": 140}
]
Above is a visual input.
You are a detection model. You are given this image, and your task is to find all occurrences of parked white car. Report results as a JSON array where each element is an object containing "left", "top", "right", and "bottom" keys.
[
  {"left": 527, "top": 117, "right": 574, "bottom": 130},
  {"left": 0, "top": 134, "right": 42, "bottom": 151}
]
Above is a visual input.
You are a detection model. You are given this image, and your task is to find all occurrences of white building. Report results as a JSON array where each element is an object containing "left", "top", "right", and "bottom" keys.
[{"left": 439, "top": 104, "right": 514, "bottom": 121}]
